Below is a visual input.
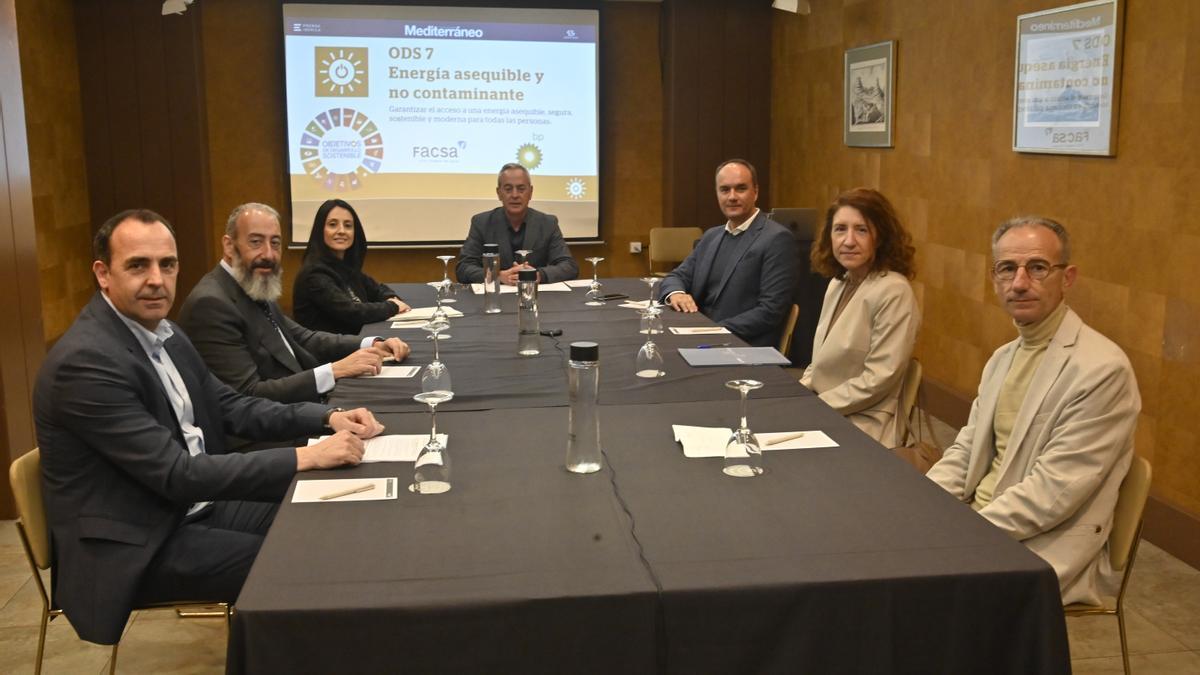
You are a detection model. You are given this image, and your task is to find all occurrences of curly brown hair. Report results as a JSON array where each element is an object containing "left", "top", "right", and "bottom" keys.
[{"left": 811, "top": 188, "right": 915, "bottom": 280}]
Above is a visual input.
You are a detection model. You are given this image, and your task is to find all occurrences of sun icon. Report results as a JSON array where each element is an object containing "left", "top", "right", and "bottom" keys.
[
  {"left": 516, "top": 143, "right": 542, "bottom": 170},
  {"left": 318, "top": 49, "right": 365, "bottom": 95},
  {"left": 566, "top": 178, "right": 586, "bottom": 200}
]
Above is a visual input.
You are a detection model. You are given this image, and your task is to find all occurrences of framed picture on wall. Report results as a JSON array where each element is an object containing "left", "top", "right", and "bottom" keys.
[
  {"left": 1012, "top": 0, "right": 1124, "bottom": 155},
  {"left": 844, "top": 40, "right": 895, "bottom": 148}
]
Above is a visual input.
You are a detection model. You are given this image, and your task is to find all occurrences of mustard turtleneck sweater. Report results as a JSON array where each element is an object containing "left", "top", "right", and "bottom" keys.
[{"left": 972, "top": 302, "right": 1068, "bottom": 510}]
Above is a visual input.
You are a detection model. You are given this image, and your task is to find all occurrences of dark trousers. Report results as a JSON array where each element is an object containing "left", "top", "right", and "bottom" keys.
[{"left": 134, "top": 500, "right": 279, "bottom": 606}]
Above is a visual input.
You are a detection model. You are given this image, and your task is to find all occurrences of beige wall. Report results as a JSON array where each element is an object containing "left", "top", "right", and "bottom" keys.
[
  {"left": 17, "top": 0, "right": 92, "bottom": 343},
  {"left": 770, "top": 0, "right": 1200, "bottom": 515},
  {"left": 200, "top": 0, "right": 663, "bottom": 310}
]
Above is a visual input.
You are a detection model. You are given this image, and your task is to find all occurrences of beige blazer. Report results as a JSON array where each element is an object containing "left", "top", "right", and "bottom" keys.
[
  {"left": 801, "top": 271, "right": 919, "bottom": 446},
  {"left": 926, "top": 308, "right": 1140, "bottom": 605}
]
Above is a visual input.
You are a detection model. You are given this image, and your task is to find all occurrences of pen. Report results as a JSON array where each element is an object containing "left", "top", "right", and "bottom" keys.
[
  {"left": 319, "top": 483, "right": 376, "bottom": 501},
  {"left": 766, "top": 431, "right": 806, "bottom": 446},
  {"left": 697, "top": 343, "right": 731, "bottom": 349}
]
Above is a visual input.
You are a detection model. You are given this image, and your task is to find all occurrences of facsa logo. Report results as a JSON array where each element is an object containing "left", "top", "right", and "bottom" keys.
[{"left": 412, "top": 145, "right": 459, "bottom": 158}]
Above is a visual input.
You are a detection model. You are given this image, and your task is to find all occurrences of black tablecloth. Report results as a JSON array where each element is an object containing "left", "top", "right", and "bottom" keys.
[{"left": 229, "top": 280, "right": 1069, "bottom": 674}]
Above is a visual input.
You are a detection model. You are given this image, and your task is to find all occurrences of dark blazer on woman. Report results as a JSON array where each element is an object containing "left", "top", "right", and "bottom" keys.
[{"left": 293, "top": 256, "right": 400, "bottom": 335}]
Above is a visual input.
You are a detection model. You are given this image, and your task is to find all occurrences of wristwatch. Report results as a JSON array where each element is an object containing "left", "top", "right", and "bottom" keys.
[{"left": 322, "top": 407, "right": 346, "bottom": 429}]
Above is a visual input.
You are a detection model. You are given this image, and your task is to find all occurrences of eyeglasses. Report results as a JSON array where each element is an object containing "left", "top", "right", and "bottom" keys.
[{"left": 991, "top": 259, "right": 1068, "bottom": 281}]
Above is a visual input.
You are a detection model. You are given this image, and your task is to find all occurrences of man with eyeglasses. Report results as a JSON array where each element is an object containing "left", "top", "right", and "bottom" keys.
[
  {"left": 455, "top": 163, "right": 579, "bottom": 285},
  {"left": 926, "top": 216, "right": 1140, "bottom": 606}
]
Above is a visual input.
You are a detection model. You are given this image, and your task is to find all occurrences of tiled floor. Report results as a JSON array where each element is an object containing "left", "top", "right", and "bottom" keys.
[{"left": 3, "top": 417, "right": 1198, "bottom": 672}]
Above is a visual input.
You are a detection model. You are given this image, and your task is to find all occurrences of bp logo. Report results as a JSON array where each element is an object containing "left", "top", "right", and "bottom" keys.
[
  {"left": 298, "top": 108, "right": 383, "bottom": 191},
  {"left": 315, "top": 46, "right": 368, "bottom": 97}
]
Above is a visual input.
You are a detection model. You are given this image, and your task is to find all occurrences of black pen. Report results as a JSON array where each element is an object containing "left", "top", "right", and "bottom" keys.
[{"left": 697, "top": 343, "right": 731, "bottom": 349}]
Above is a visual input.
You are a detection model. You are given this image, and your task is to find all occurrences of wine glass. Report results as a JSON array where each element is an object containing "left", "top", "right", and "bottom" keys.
[
  {"left": 635, "top": 330, "right": 664, "bottom": 380},
  {"left": 723, "top": 379, "right": 765, "bottom": 477},
  {"left": 421, "top": 321, "right": 452, "bottom": 393},
  {"left": 427, "top": 283, "right": 451, "bottom": 340},
  {"left": 515, "top": 249, "right": 532, "bottom": 266},
  {"left": 410, "top": 390, "right": 453, "bottom": 494},
  {"left": 435, "top": 255, "right": 457, "bottom": 303},
  {"left": 639, "top": 303, "right": 663, "bottom": 336},
  {"left": 584, "top": 256, "right": 605, "bottom": 306},
  {"left": 640, "top": 276, "right": 660, "bottom": 308}
]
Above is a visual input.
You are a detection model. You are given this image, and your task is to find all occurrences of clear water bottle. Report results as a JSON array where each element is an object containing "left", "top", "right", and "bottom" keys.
[
  {"left": 566, "top": 341, "right": 602, "bottom": 474},
  {"left": 517, "top": 268, "right": 540, "bottom": 356},
  {"left": 482, "top": 242, "right": 501, "bottom": 314}
]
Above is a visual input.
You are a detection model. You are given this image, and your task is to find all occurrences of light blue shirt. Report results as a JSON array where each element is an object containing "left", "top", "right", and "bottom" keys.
[{"left": 102, "top": 292, "right": 210, "bottom": 515}]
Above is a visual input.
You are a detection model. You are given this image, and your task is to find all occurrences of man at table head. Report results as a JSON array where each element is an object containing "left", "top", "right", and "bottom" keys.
[
  {"left": 455, "top": 162, "right": 580, "bottom": 285},
  {"left": 926, "top": 216, "right": 1140, "bottom": 605},
  {"left": 35, "top": 208, "right": 383, "bottom": 645},
  {"left": 178, "top": 202, "right": 409, "bottom": 404},
  {"left": 658, "top": 159, "right": 797, "bottom": 347}
]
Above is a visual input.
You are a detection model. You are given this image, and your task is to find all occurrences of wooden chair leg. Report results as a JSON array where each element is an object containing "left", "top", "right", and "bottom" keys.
[{"left": 109, "top": 641, "right": 120, "bottom": 675}]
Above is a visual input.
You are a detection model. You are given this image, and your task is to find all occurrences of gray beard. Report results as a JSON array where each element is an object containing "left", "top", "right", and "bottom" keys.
[{"left": 232, "top": 256, "right": 283, "bottom": 302}]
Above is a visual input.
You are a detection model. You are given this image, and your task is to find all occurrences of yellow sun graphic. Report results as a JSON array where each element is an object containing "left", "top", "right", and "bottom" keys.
[
  {"left": 317, "top": 48, "right": 367, "bottom": 96},
  {"left": 516, "top": 143, "right": 543, "bottom": 170},
  {"left": 566, "top": 178, "right": 586, "bottom": 199}
]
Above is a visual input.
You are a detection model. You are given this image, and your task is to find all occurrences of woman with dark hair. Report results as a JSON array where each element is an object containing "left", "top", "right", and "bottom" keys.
[
  {"left": 801, "top": 188, "right": 920, "bottom": 447},
  {"left": 293, "top": 199, "right": 410, "bottom": 334}
]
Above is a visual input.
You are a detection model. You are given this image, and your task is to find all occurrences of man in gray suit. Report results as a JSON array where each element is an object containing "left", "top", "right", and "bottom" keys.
[
  {"left": 179, "top": 203, "right": 410, "bottom": 404},
  {"left": 35, "top": 209, "right": 378, "bottom": 644},
  {"left": 659, "top": 159, "right": 797, "bottom": 347},
  {"left": 456, "top": 163, "right": 579, "bottom": 284},
  {"left": 926, "top": 216, "right": 1140, "bottom": 605}
]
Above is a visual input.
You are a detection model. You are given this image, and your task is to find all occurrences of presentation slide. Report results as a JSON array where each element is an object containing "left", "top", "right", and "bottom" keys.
[{"left": 282, "top": 4, "right": 600, "bottom": 247}]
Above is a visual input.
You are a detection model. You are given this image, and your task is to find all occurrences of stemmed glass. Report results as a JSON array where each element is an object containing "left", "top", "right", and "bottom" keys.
[
  {"left": 635, "top": 307, "right": 665, "bottom": 378},
  {"left": 410, "top": 390, "right": 453, "bottom": 494},
  {"left": 639, "top": 303, "right": 663, "bottom": 336},
  {"left": 428, "top": 283, "right": 451, "bottom": 340},
  {"left": 640, "top": 276, "right": 660, "bottom": 308},
  {"left": 584, "top": 256, "right": 605, "bottom": 306},
  {"left": 435, "top": 255, "right": 456, "bottom": 303},
  {"left": 723, "top": 379, "right": 765, "bottom": 477},
  {"left": 420, "top": 320, "right": 452, "bottom": 394},
  {"left": 515, "top": 249, "right": 532, "bottom": 266}
]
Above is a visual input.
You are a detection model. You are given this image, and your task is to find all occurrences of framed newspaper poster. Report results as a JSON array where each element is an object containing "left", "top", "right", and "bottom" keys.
[
  {"left": 844, "top": 41, "right": 895, "bottom": 148},
  {"left": 1013, "top": 0, "right": 1124, "bottom": 155}
]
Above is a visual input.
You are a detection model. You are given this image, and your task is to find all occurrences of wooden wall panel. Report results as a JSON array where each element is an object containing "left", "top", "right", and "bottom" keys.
[
  {"left": 663, "top": 0, "right": 772, "bottom": 230},
  {"left": 770, "top": 0, "right": 1200, "bottom": 538},
  {"left": 75, "top": 0, "right": 213, "bottom": 317},
  {"left": 199, "top": 0, "right": 664, "bottom": 304}
]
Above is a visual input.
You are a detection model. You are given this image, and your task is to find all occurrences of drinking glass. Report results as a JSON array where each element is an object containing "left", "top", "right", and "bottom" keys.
[
  {"left": 584, "top": 256, "right": 605, "bottom": 306},
  {"left": 435, "top": 255, "right": 457, "bottom": 303},
  {"left": 640, "top": 276, "right": 660, "bottom": 307},
  {"left": 723, "top": 379, "right": 765, "bottom": 477},
  {"left": 410, "top": 390, "right": 453, "bottom": 494},
  {"left": 635, "top": 333, "right": 664, "bottom": 379},
  {"left": 420, "top": 321, "right": 452, "bottom": 393},
  {"left": 639, "top": 304, "right": 663, "bottom": 336},
  {"left": 427, "top": 283, "right": 451, "bottom": 340},
  {"left": 515, "top": 248, "right": 532, "bottom": 266}
]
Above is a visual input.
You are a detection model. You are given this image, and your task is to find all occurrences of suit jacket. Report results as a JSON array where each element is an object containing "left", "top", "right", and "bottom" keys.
[
  {"left": 658, "top": 212, "right": 797, "bottom": 347},
  {"left": 800, "top": 271, "right": 920, "bottom": 446},
  {"left": 926, "top": 308, "right": 1140, "bottom": 605},
  {"left": 455, "top": 207, "right": 579, "bottom": 283},
  {"left": 178, "top": 264, "right": 363, "bottom": 403},
  {"left": 34, "top": 292, "right": 327, "bottom": 644},
  {"left": 293, "top": 256, "right": 399, "bottom": 334}
]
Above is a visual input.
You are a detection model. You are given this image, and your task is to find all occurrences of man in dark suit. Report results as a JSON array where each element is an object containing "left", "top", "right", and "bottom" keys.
[
  {"left": 455, "top": 163, "right": 579, "bottom": 284},
  {"left": 178, "top": 203, "right": 410, "bottom": 404},
  {"left": 35, "top": 209, "right": 380, "bottom": 645},
  {"left": 659, "top": 159, "right": 797, "bottom": 347}
]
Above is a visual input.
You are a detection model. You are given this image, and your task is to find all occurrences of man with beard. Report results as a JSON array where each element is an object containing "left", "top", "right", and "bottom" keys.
[{"left": 179, "top": 203, "right": 410, "bottom": 404}]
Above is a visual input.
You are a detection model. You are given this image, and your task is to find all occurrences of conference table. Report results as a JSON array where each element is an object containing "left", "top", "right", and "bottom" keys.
[{"left": 227, "top": 279, "right": 1070, "bottom": 674}]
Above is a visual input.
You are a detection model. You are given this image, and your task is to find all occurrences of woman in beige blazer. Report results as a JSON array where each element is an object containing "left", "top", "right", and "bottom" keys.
[{"left": 801, "top": 188, "right": 919, "bottom": 447}]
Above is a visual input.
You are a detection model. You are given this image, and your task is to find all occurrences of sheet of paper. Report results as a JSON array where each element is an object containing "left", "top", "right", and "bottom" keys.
[
  {"left": 292, "top": 477, "right": 400, "bottom": 503},
  {"left": 537, "top": 282, "right": 573, "bottom": 292},
  {"left": 619, "top": 299, "right": 654, "bottom": 309},
  {"left": 756, "top": 430, "right": 839, "bottom": 450},
  {"left": 369, "top": 365, "right": 420, "bottom": 378},
  {"left": 564, "top": 279, "right": 595, "bottom": 288},
  {"left": 470, "top": 283, "right": 517, "bottom": 295},
  {"left": 307, "top": 434, "right": 448, "bottom": 463},
  {"left": 391, "top": 319, "right": 433, "bottom": 329},
  {"left": 672, "top": 424, "right": 733, "bottom": 458},
  {"left": 393, "top": 306, "right": 464, "bottom": 320},
  {"left": 669, "top": 326, "right": 731, "bottom": 335},
  {"left": 672, "top": 425, "right": 838, "bottom": 457},
  {"left": 678, "top": 347, "right": 791, "bottom": 367}
]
